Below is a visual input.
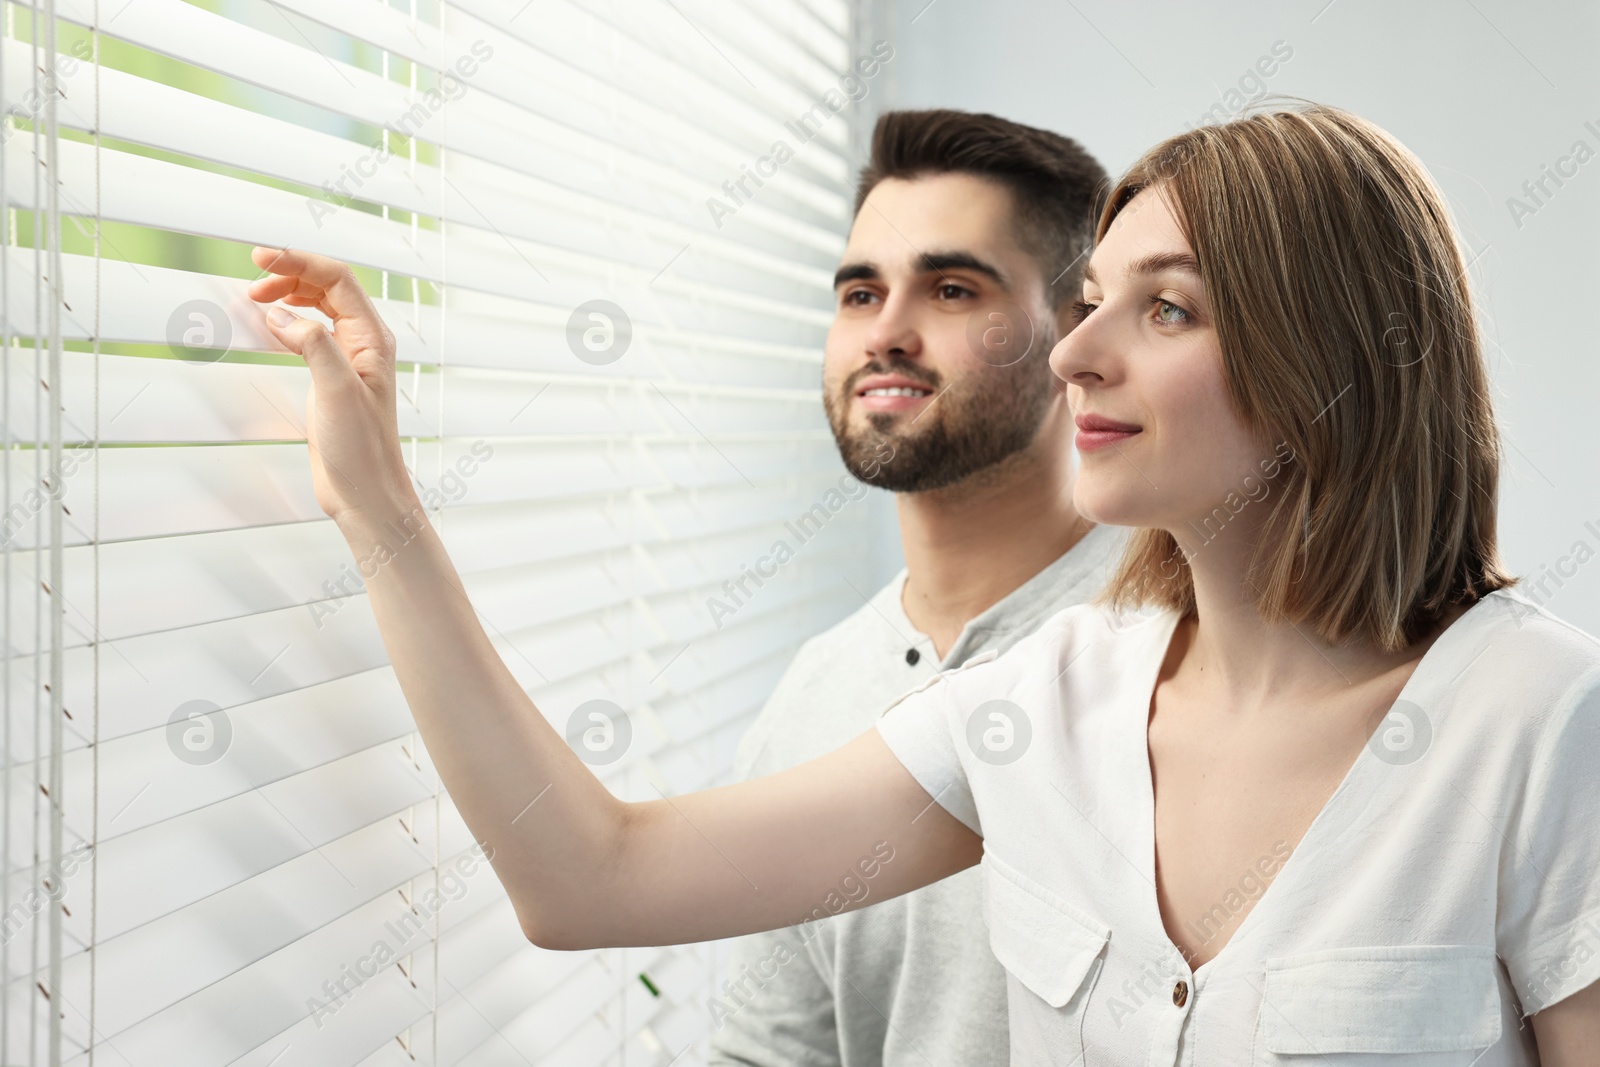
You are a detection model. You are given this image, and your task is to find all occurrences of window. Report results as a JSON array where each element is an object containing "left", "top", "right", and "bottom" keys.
[{"left": 4, "top": 0, "right": 878, "bottom": 1061}]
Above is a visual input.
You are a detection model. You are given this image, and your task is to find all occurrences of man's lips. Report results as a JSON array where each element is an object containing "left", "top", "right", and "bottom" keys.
[
  {"left": 853, "top": 374, "right": 937, "bottom": 413},
  {"left": 1074, "top": 412, "right": 1142, "bottom": 452}
]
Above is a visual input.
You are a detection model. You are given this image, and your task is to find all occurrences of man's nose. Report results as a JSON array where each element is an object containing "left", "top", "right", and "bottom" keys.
[{"left": 863, "top": 293, "right": 922, "bottom": 361}]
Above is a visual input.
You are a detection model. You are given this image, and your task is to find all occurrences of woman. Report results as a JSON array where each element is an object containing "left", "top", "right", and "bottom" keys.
[{"left": 249, "top": 104, "right": 1600, "bottom": 1062}]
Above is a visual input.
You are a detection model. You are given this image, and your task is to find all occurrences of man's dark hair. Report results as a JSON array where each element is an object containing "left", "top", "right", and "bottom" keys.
[{"left": 854, "top": 109, "right": 1109, "bottom": 306}]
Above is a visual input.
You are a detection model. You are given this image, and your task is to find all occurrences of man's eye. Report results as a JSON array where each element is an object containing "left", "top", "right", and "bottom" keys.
[
  {"left": 842, "top": 290, "right": 876, "bottom": 306},
  {"left": 937, "top": 284, "right": 973, "bottom": 299}
]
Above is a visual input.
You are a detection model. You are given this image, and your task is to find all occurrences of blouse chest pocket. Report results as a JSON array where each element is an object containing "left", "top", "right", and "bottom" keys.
[
  {"left": 981, "top": 851, "right": 1109, "bottom": 1063},
  {"left": 1254, "top": 945, "right": 1504, "bottom": 1065}
]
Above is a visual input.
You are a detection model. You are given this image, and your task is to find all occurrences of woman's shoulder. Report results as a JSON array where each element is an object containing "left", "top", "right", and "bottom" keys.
[
  {"left": 1464, "top": 588, "right": 1600, "bottom": 674},
  {"left": 1010, "top": 597, "right": 1167, "bottom": 649},
  {"left": 1439, "top": 588, "right": 1600, "bottom": 736},
  {"left": 944, "top": 598, "right": 1176, "bottom": 694}
]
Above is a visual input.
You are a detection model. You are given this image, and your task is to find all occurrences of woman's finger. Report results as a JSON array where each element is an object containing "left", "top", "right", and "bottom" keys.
[
  {"left": 247, "top": 275, "right": 335, "bottom": 318},
  {"left": 262, "top": 305, "right": 361, "bottom": 394},
  {"left": 251, "top": 246, "right": 378, "bottom": 326},
  {"left": 249, "top": 245, "right": 294, "bottom": 276},
  {"left": 246, "top": 271, "right": 316, "bottom": 303}
]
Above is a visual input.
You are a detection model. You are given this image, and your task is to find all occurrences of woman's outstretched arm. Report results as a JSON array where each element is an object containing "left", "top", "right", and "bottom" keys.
[
  {"left": 247, "top": 247, "right": 981, "bottom": 950},
  {"left": 1533, "top": 981, "right": 1600, "bottom": 1065}
]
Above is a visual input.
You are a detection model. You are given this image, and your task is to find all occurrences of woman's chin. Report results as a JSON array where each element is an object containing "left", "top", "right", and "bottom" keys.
[{"left": 1072, "top": 482, "right": 1157, "bottom": 530}]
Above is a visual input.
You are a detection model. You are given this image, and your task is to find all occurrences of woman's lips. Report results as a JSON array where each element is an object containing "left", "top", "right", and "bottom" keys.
[
  {"left": 1074, "top": 413, "right": 1142, "bottom": 452},
  {"left": 1075, "top": 428, "right": 1140, "bottom": 451}
]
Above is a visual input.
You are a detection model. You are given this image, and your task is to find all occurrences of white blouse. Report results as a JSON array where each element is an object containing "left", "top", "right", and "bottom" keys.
[{"left": 875, "top": 588, "right": 1600, "bottom": 1065}]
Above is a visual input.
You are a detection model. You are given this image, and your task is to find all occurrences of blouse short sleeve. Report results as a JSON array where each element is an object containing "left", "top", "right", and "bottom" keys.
[
  {"left": 874, "top": 669, "right": 982, "bottom": 837},
  {"left": 1497, "top": 664, "right": 1600, "bottom": 1014}
]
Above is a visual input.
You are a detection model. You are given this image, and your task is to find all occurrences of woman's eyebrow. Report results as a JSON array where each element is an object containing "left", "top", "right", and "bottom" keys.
[
  {"left": 1129, "top": 251, "right": 1202, "bottom": 279},
  {"left": 1082, "top": 251, "right": 1202, "bottom": 287}
]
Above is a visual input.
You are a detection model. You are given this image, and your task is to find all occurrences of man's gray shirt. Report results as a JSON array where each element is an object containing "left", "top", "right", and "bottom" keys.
[{"left": 707, "top": 523, "right": 1127, "bottom": 1067}]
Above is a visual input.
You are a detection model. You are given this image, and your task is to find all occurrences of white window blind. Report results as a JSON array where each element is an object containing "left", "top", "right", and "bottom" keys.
[{"left": 2, "top": 0, "right": 881, "bottom": 1063}]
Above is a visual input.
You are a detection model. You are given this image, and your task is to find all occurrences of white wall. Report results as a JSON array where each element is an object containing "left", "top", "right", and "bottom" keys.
[{"left": 859, "top": 0, "right": 1600, "bottom": 633}]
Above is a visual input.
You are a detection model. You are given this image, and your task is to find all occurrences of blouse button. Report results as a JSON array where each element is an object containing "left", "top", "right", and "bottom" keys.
[{"left": 1172, "top": 980, "right": 1189, "bottom": 1007}]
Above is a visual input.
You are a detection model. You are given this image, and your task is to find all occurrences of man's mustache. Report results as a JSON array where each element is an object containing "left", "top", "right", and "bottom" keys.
[{"left": 842, "top": 361, "right": 941, "bottom": 394}]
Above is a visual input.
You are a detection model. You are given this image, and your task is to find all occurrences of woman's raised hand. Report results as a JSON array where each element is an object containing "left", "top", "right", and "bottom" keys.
[{"left": 248, "top": 247, "right": 416, "bottom": 526}]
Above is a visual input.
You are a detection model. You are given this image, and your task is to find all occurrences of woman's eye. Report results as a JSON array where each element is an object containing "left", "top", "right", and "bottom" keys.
[
  {"left": 1069, "top": 300, "right": 1097, "bottom": 324},
  {"left": 1152, "top": 297, "right": 1191, "bottom": 325}
]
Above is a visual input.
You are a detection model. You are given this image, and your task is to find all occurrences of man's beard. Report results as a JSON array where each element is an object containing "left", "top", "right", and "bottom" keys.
[{"left": 824, "top": 345, "right": 1058, "bottom": 494}]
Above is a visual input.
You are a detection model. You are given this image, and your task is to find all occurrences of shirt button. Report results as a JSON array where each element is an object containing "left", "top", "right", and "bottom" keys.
[
  {"left": 1172, "top": 980, "right": 1189, "bottom": 1007},
  {"left": 905, "top": 648, "right": 921, "bottom": 666}
]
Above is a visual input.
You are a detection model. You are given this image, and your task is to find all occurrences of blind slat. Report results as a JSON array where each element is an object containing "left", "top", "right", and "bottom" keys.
[
  {"left": 6, "top": 482, "right": 854, "bottom": 649},
  {"left": 45, "top": 0, "right": 853, "bottom": 227},
  {"left": 14, "top": 252, "right": 826, "bottom": 377},
  {"left": 10, "top": 35, "right": 846, "bottom": 281},
  {"left": 7, "top": 134, "right": 838, "bottom": 328},
  {"left": 5, "top": 348, "right": 825, "bottom": 445}
]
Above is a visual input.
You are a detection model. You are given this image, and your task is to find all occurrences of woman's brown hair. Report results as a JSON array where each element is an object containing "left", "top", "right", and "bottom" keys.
[{"left": 1096, "top": 103, "right": 1515, "bottom": 651}]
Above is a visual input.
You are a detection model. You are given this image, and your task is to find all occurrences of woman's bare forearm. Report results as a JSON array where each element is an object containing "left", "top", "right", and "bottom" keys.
[
  {"left": 336, "top": 499, "right": 628, "bottom": 943},
  {"left": 611, "top": 726, "right": 982, "bottom": 948},
  {"left": 337, "top": 499, "right": 980, "bottom": 949}
]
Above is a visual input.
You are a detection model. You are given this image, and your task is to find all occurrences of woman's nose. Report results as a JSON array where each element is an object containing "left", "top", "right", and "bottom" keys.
[{"left": 1050, "top": 318, "right": 1104, "bottom": 386}]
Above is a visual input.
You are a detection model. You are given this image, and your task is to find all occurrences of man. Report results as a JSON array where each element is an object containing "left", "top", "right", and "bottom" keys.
[{"left": 708, "top": 110, "right": 1121, "bottom": 1067}]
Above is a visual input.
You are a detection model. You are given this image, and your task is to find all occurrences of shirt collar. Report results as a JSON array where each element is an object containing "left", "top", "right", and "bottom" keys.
[{"left": 873, "top": 523, "right": 1128, "bottom": 670}]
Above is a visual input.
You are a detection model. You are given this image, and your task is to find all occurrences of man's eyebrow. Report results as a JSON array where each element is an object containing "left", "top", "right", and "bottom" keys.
[
  {"left": 832, "top": 251, "right": 1008, "bottom": 290},
  {"left": 920, "top": 251, "right": 1007, "bottom": 288},
  {"left": 833, "top": 262, "right": 878, "bottom": 288}
]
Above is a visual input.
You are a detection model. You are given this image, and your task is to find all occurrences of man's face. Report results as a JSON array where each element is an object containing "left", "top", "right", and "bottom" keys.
[{"left": 823, "top": 173, "right": 1062, "bottom": 493}]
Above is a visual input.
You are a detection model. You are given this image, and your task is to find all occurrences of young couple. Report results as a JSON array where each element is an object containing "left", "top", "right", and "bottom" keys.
[{"left": 248, "top": 103, "right": 1600, "bottom": 1064}]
